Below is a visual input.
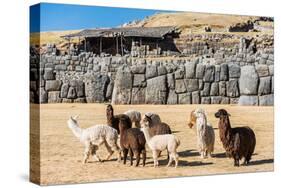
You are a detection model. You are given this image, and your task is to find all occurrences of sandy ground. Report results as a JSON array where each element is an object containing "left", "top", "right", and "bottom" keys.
[{"left": 31, "top": 104, "right": 274, "bottom": 185}]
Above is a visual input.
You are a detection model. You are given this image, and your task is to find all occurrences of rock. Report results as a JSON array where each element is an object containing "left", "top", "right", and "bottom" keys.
[
  {"left": 62, "top": 98, "right": 73, "bottom": 103},
  {"left": 60, "top": 83, "right": 69, "bottom": 98},
  {"left": 167, "top": 89, "right": 178, "bottom": 104},
  {"left": 198, "top": 80, "right": 204, "bottom": 90},
  {"left": 256, "top": 64, "right": 269, "bottom": 77},
  {"left": 272, "top": 76, "right": 274, "bottom": 93},
  {"left": 230, "top": 98, "right": 239, "bottom": 104},
  {"left": 258, "top": 77, "right": 271, "bottom": 95},
  {"left": 30, "top": 81, "right": 37, "bottom": 91},
  {"left": 239, "top": 66, "right": 259, "bottom": 95},
  {"left": 157, "top": 66, "right": 167, "bottom": 75},
  {"left": 192, "top": 91, "right": 200, "bottom": 104},
  {"left": 106, "top": 80, "right": 114, "bottom": 99},
  {"left": 195, "top": 63, "right": 205, "bottom": 79},
  {"left": 175, "top": 79, "right": 186, "bottom": 93},
  {"left": 174, "top": 66, "right": 185, "bottom": 79},
  {"left": 220, "top": 64, "right": 229, "bottom": 81},
  {"left": 39, "top": 88, "right": 47, "bottom": 103},
  {"left": 228, "top": 63, "right": 241, "bottom": 78},
  {"left": 178, "top": 93, "right": 191, "bottom": 104},
  {"left": 268, "top": 65, "right": 274, "bottom": 76},
  {"left": 146, "top": 65, "right": 158, "bottom": 79},
  {"left": 214, "top": 65, "right": 220, "bottom": 82},
  {"left": 73, "top": 98, "right": 86, "bottom": 103},
  {"left": 221, "top": 97, "right": 230, "bottom": 104},
  {"left": 145, "top": 75, "right": 167, "bottom": 104},
  {"left": 48, "top": 91, "right": 61, "bottom": 103},
  {"left": 238, "top": 96, "right": 258, "bottom": 106},
  {"left": 55, "top": 64, "right": 67, "bottom": 71},
  {"left": 259, "top": 94, "right": 274, "bottom": 106},
  {"left": 227, "top": 79, "right": 240, "bottom": 97},
  {"left": 201, "top": 97, "right": 211, "bottom": 104},
  {"left": 167, "top": 73, "right": 175, "bottom": 89},
  {"left": 219, "top": 81, "right": 227, "bottom": 96},
  {"left": 86, "top": 73, "right": 110, "bottom": 103},
  {"left": 131, "top": 88, "right": 145, "bottom": 104},
  {"left": 185, "top": 79, "right": 199, "bottom": 92},
  {"left": 75, "top": 80, "right": 85, "bottom": 97},
  {"left": 210, "top": 82, "right": 219, "bottom": 96},
  {"left": 45, "top": 80, "right": 62, "bottom": 91},
  {"left": 131, "top": 65, "right": 146, "bottom": 74},
  {"left": 211, "top": 96, "right": 222, "bottom": 104},
  {"left": 133, "top": 74, "right": 146, "bottom": 87},
  {"left": 185, "top": 61, "right": 197, "bottom": 78},
  {"left": 201, "top": 82, "right": 211, "bottom": 96},
  {"left": 203, "top": 65, "right": 215, "bottom": 82},
  {"left": 43, "top": 68, "right": 55, "bottom": 80},
  {"left": 67, "top": 86, "right": 77, "bottom": 99}
]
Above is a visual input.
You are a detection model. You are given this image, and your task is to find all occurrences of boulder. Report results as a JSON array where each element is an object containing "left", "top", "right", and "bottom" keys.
[
  {"left": 268, "top": 65, "right": 274, "bottom": 76},
  {"left": 175, "top": 79, "right": 186, "bottom": 93},
  {"left": 192, "top": 91, "right": 200, "bottom": 104},
  {"left": 258, "top": 77, "right": 271, "bottom": 95},
  {"left": 62, "top": 98, "right": 73, "bottom": 103},
  {"left": 259, "top": 94, "right": 274, "bottom": 106},
  {"left": 185, "top": 61, "right": 197, "bottom": 78},
  {"left": 239, "top": 66, "right": 259, "bottom": 95},
  {"left": 210, "top": 82, "right": 219, "bottom": 96},
  {"left": 45, "top": 80, "right": 62, "bottom": 91},
  {"left": 174, "top": 66, "right": 185, "bottom": 79},
  {"left": 131, "top": 88, "right": 146, "bottom": 104},
  {"left": 201, "top": 97, "right": 211, "bottom": 104},
  {"left": 157, "top": 66, "right": 167, "bottom": 76},
  {"left": 60, "top": 83, "right": 69, "bottom": 98},
  {"left": 219, "top": 81, "right": 227, "bottom": 96},
  {"left": 131, "top": 65, "right": 146, "bottom": 74},
  {"left": 167, "top": 73, "right": 175, "bottom": 89},
  {"left": 133, "top": 74, "right": 146, "bottom": 87},
  {"left": 256, "top": 64, "right": 269, "bottom": 77},
  {"left": 195, "top": 63, "right": 205, "bottom": 79},
  {"left": 67, "top": 86, "right": 77, "bottom": 99},
  {"left": 48, "top": 91, "right": 61, "bottom": 103},
  {"left": 211, "top": 96, "right": 222, "bottom": 104},
  {"left": 145, "top": 75, "right": 167, "bottom": 104},
  {"left": 203, "top": 65, "right": 215, "bottom": 82},
  {"left": 39, "top": 88, "right": 47, "bottom": 103},
  {"left": 105, "top": 80, "right": 114, "bottom": 100},
  {"left": 86, "top": 73, "right": 110, "bottom": 103},
  {"left": 220, "top": 64, "right": 229, "bottom": 81},
  {"left": 221, "top": 97, "right": 230, "bottom": 104},
  {"left": 227, "top": 79, "right": 240, "bottom": 97},
  {"left": 43, "top": 68, "right": 55, "bottom": 80},
  {"left": 228, "top": 63, "right": 241, "bottom": 78},
  {"left": 74, "top": 98, "right": 86, "bottom": 103},
  {"left": 214, "top": 65, "right": 220, "bottom": 82},
  {"left": 238, "top": 95, "right": 258, "bottom": 106},
  {"left": 201, "top": 82, "right": 211, "bottom": 96},
  {"left": 178, "top": 93, "right": 191, "bottom": 104},
  {"left": 230, "top": 98, "right": 239, "bottom": 104},
  {"left": 185, "top": 79, "right": 199, "bottom": 92}
]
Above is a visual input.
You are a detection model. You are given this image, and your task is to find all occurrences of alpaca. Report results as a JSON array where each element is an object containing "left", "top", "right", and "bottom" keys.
[
  {"left": 193, "top": 109, "right": 215, "bottom": 158},
  {"left": 124, "top": 110, "right": 141, "bottom": 128},
  {"left": 106, "top": 104, "right": 132, "bottom": 134},
  {"left": 187, "top": 110, "right": 197, "bottom": 128},
  {"left": 67, "top": 116, "right": 121, "bottom": 164},
  {"left": 215, "top": 109, "right": 256, "bottom": 166},
  {"left": 144, "top": 112, "right": 161, "bottom": 126},
  {"left": 119, "top": 118, "right": 146, "bottom": 167},
  {"left": 141, "top": 115, "right": 180, "bottom": 168}
]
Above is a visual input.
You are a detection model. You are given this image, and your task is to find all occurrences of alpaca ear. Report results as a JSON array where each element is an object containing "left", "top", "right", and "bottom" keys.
[
  {"left": 73, "top": 115, "right": 79, "bottom": 120},
  {"left": 228, "top": 113, "right": 231, "bottom": 116}
]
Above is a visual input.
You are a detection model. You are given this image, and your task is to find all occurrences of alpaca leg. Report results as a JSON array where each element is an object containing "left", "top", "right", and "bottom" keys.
[
  {"left": 83, "top": 143, "right": 91, "bottom": 164},
  {"left": 104, "top": 141, "right": 114, "bottom": 161},
  {"left": 108, "top": 140, "right": 122, "bottom": 162},
  {"left": 234, "top": 154, "right": 240, "bottom": 167},
  {"left": 123, "top": 148, "right": 128, "bottom": 165},
  {"left": 166, "top": 152, "right": 173, "bottom": 167},
  {"left": 142, "top": 149, "right": 146, "bottom": 167},
  {"left": 129, "top": 149, "right": 134, "bottom": 166},
  {"left": 91, "top": 145, "right": 102, "bottom": 162},
  {"left": 134, "top": 150, "right": 141, "bottom": 167},
  {"left": 174, "top": 153, "right": 179, "bottom": 168},
  {"left": 152, "top": 151, "right": 159, "bottom": 168}
]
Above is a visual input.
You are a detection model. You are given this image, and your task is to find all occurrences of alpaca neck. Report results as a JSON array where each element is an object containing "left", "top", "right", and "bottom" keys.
[
  {"left": 68, "top": 121, "right": 83, "bottom": 140},
  {"left": 142, "top": 127, "right": 152, "bottom": 143},
  {"left": 219, "top": 116, "right": 232, "bottom": 144},
  {"left": 196, "top": 114, "right": 207, "bottom": 134}
]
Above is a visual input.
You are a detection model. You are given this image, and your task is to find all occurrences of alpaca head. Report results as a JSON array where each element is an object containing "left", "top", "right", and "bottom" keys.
[
  {"left": 106, "top": 104, "right": 114, "bottom": 118},
  {"left": 188, "top": 110, "right": 196, "bottom": 128},
  {"left": 140, "top": 114, "right": 152, "bottom": 129},
  {"left": 215, "top": 109, "right": 231, "bottom": 119},
  {"left": 194, "top": 108, "right": 206, "bottom": 118},
  {"left": 67, "top": 115, "right": 79, "bottom": 129}
]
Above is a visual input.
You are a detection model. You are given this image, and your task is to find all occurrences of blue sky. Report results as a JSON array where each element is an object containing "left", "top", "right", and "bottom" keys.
[{"left": 30, "top": 3, "right": 173, "bottom": 32}]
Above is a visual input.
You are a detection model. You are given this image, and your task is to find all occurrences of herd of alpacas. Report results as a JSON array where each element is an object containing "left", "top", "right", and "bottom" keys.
[{"left": 67, "top": 105, "right": 256, "bottom": 168}]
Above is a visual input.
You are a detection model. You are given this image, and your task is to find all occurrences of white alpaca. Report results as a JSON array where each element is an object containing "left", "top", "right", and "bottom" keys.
[
  {"left": 67, "top": 116, "right": 121, "bottom": 164},
  {"left": 140, "top": 115, "right": 180, "bottom": 168},
  {"left": 144, "top": 112, "right": 161, "bottom": 126},
  {"left": 124, "top": 110, "right": 141, "bottom": 128},
  {"left": 193, "top": 109, "right": 215, "bottom": 158}
]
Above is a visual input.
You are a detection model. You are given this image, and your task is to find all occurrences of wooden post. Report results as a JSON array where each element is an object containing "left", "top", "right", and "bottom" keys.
[
  {"left": 100, "top": 37, "right": 102, "bottom": 54},
  {"left": 120, "top": 35, "right": 124, "bottom": 56},
  {"left": 116, "top": 35, "right": 119, "bottom": 55},
  {"left": 84, "top": 37, "right": 87, "bottom": 52}
]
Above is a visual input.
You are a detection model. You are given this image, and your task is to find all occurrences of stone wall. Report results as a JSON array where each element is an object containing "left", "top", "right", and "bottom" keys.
[{"left": 30, "top": 37, "right": 274, "bottom": 106}]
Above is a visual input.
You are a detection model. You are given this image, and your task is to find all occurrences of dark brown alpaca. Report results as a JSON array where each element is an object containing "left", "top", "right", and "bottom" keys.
[
  {"left": 215, "top": 109, "right": 256, "bottom": 166},
  {"left": 106, "top": 104, "right": 132, "bottom": 134},
  {"left": 119, "top": 118, "right": 146, "bottom": 167}
]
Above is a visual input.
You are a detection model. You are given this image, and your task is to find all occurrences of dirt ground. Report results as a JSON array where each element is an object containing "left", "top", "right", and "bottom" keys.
[{"left": 32, "top": 104, "right": 274, "bottom": 185}]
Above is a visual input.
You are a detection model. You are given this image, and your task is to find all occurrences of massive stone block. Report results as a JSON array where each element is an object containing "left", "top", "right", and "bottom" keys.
[
  {"left": 201, "top": 82, "right": 211, "bottom": 96},
  {"left": 185, "top": 79, "right": 199, "bottom": 92},
  {"left": 178, "top": 93, "right": 191, "bottom": 104},
  {"left": 256, "top": 64, "right": 269, "bottom": 77},
  {"left": 227, "top": 79, "right": 240, "bottom": 97},
  {"left": 214, "top": 65, "right": 220, "bottom": 82},
  {"left": 145, "top": 75, "right": 167, "bottom": 104},
  {"left": 211, "top": 96, "right": 222, "bottom": 104},
  {"left": 220, "top": 64, "right": 229, "bottom": 81},
  {"left": 45, "top": 80, "right": 62, "bottom": 91},
  {"left": 67, "top": 86, "right": 77, "bottom": 99},
  {"left": 259, "top": 94, "right": 274, "bottom": 106},
  {"left": 48, "top": 91, "right": 61, "bottom": 103},
  {"left": 133, "top": 74, "right": 146, "bottom": 87},
  {"left": 60, "top": 83, "right": 69, "bottom": 98},
  {"left": 167, "top": 73, "right": 175, "bottom": 89},
  {"left": 43, "top": 68, "right": 55, "bottom": 80},
  {"left": 39, "top": 88, "right": 48, "bottom": 103},
  {"left": 131, "top": 65, "right": 146, "bottom": 74},
  {"left": 228, "top": 63, "right": 241, "bottom": 78},
  {"left": 174, "top": 66, "right": 185, "bottom": 79},
  {"left": 238, "top": 95, "right": 258, "bottom": 106},
  {"left": 167, "top": 89, "right": 178, "bottom": 104},
  {"left": 258, "top": 76, "right": 271, "bottom": 95},
  {"left": 86, "top": 73, "right": 110, "bottom": 103},
  {"left": 157, "top": 66, "right": 167, "bottom": 76},
  {"left": 146, "top": 65, "right": 158, "bottom": 79},
  {"left": 219, "top": 81, "right": 227, "bottom": 96},
  {"left": 175, "top": 79, "right": 186, "bottom": 93},
  {"left": 201, "top": 97, "right": 211, "bottom": 104},
  {"left": 210, "top": 82, "right": 219, "bottom": 96},
  {"left": 195, "top": 63, "right": 205, "bottom": 79},
  {"left": 192, "top": 91, "right": 200, "bottom": 104},
  {"left": 239, "top": 66, "right": 259, "bottom": 95},
  {"left": 131, "top": 88, "right": 146, "bottom": 104},
  {"left": 203, "top": 65, "right": 215, "bottom": 82},
  {"left": 185, "top": 61, "right": 197, "bottom": 78}
]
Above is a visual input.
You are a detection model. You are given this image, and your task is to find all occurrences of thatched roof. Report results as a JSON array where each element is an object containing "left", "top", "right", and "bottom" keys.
[{"left": 62, "top": 26, "right": 177, "bottom": 39}]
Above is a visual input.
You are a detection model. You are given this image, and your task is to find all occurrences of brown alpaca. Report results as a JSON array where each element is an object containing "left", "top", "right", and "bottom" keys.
[
  {"left": 188, "top": 110, "right": 196, "bottom": 128},
  {"left": 215, "top": 109, "right": 256, "bottom": 166},
  {"left": 119, "top": 118, "right": 146, "bottom": 167},
  {"left": 106, "top": 104, "right": 132, "bottom": 134}
]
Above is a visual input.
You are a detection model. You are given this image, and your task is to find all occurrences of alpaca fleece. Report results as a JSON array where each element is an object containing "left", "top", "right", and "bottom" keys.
[{"left": 124, "top": 110, "right": 142, "bottom": 128}]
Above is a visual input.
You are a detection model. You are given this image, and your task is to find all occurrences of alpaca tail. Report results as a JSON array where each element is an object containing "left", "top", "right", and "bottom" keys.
[
  {"left": 175, "top": 137, "right": 181, "bottom": 148},
  {"left": 67, "top": 117, "right": 83, "bottom": 140}
]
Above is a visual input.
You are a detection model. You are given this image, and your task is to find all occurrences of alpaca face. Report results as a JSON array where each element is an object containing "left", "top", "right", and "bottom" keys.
[
  {"left": 106, "top": 104, "right": 114, "bottom": 117},
  {"left": 140, "top": 115, "right": 151, "bottom": 128},
  {"left": 67, "top": 116, "right": 78, "bottom": 128},
  {"left": 215, "top": 109, "right": 230, "bottom": 118},
  {"left": 188, "top": 110, "right": 196, "bottom": 128}
]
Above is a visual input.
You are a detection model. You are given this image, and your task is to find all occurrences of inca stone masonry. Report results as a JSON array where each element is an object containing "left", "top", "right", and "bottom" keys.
[{"left": 30, "top": 36, "right": 274, "bottom": 106}]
